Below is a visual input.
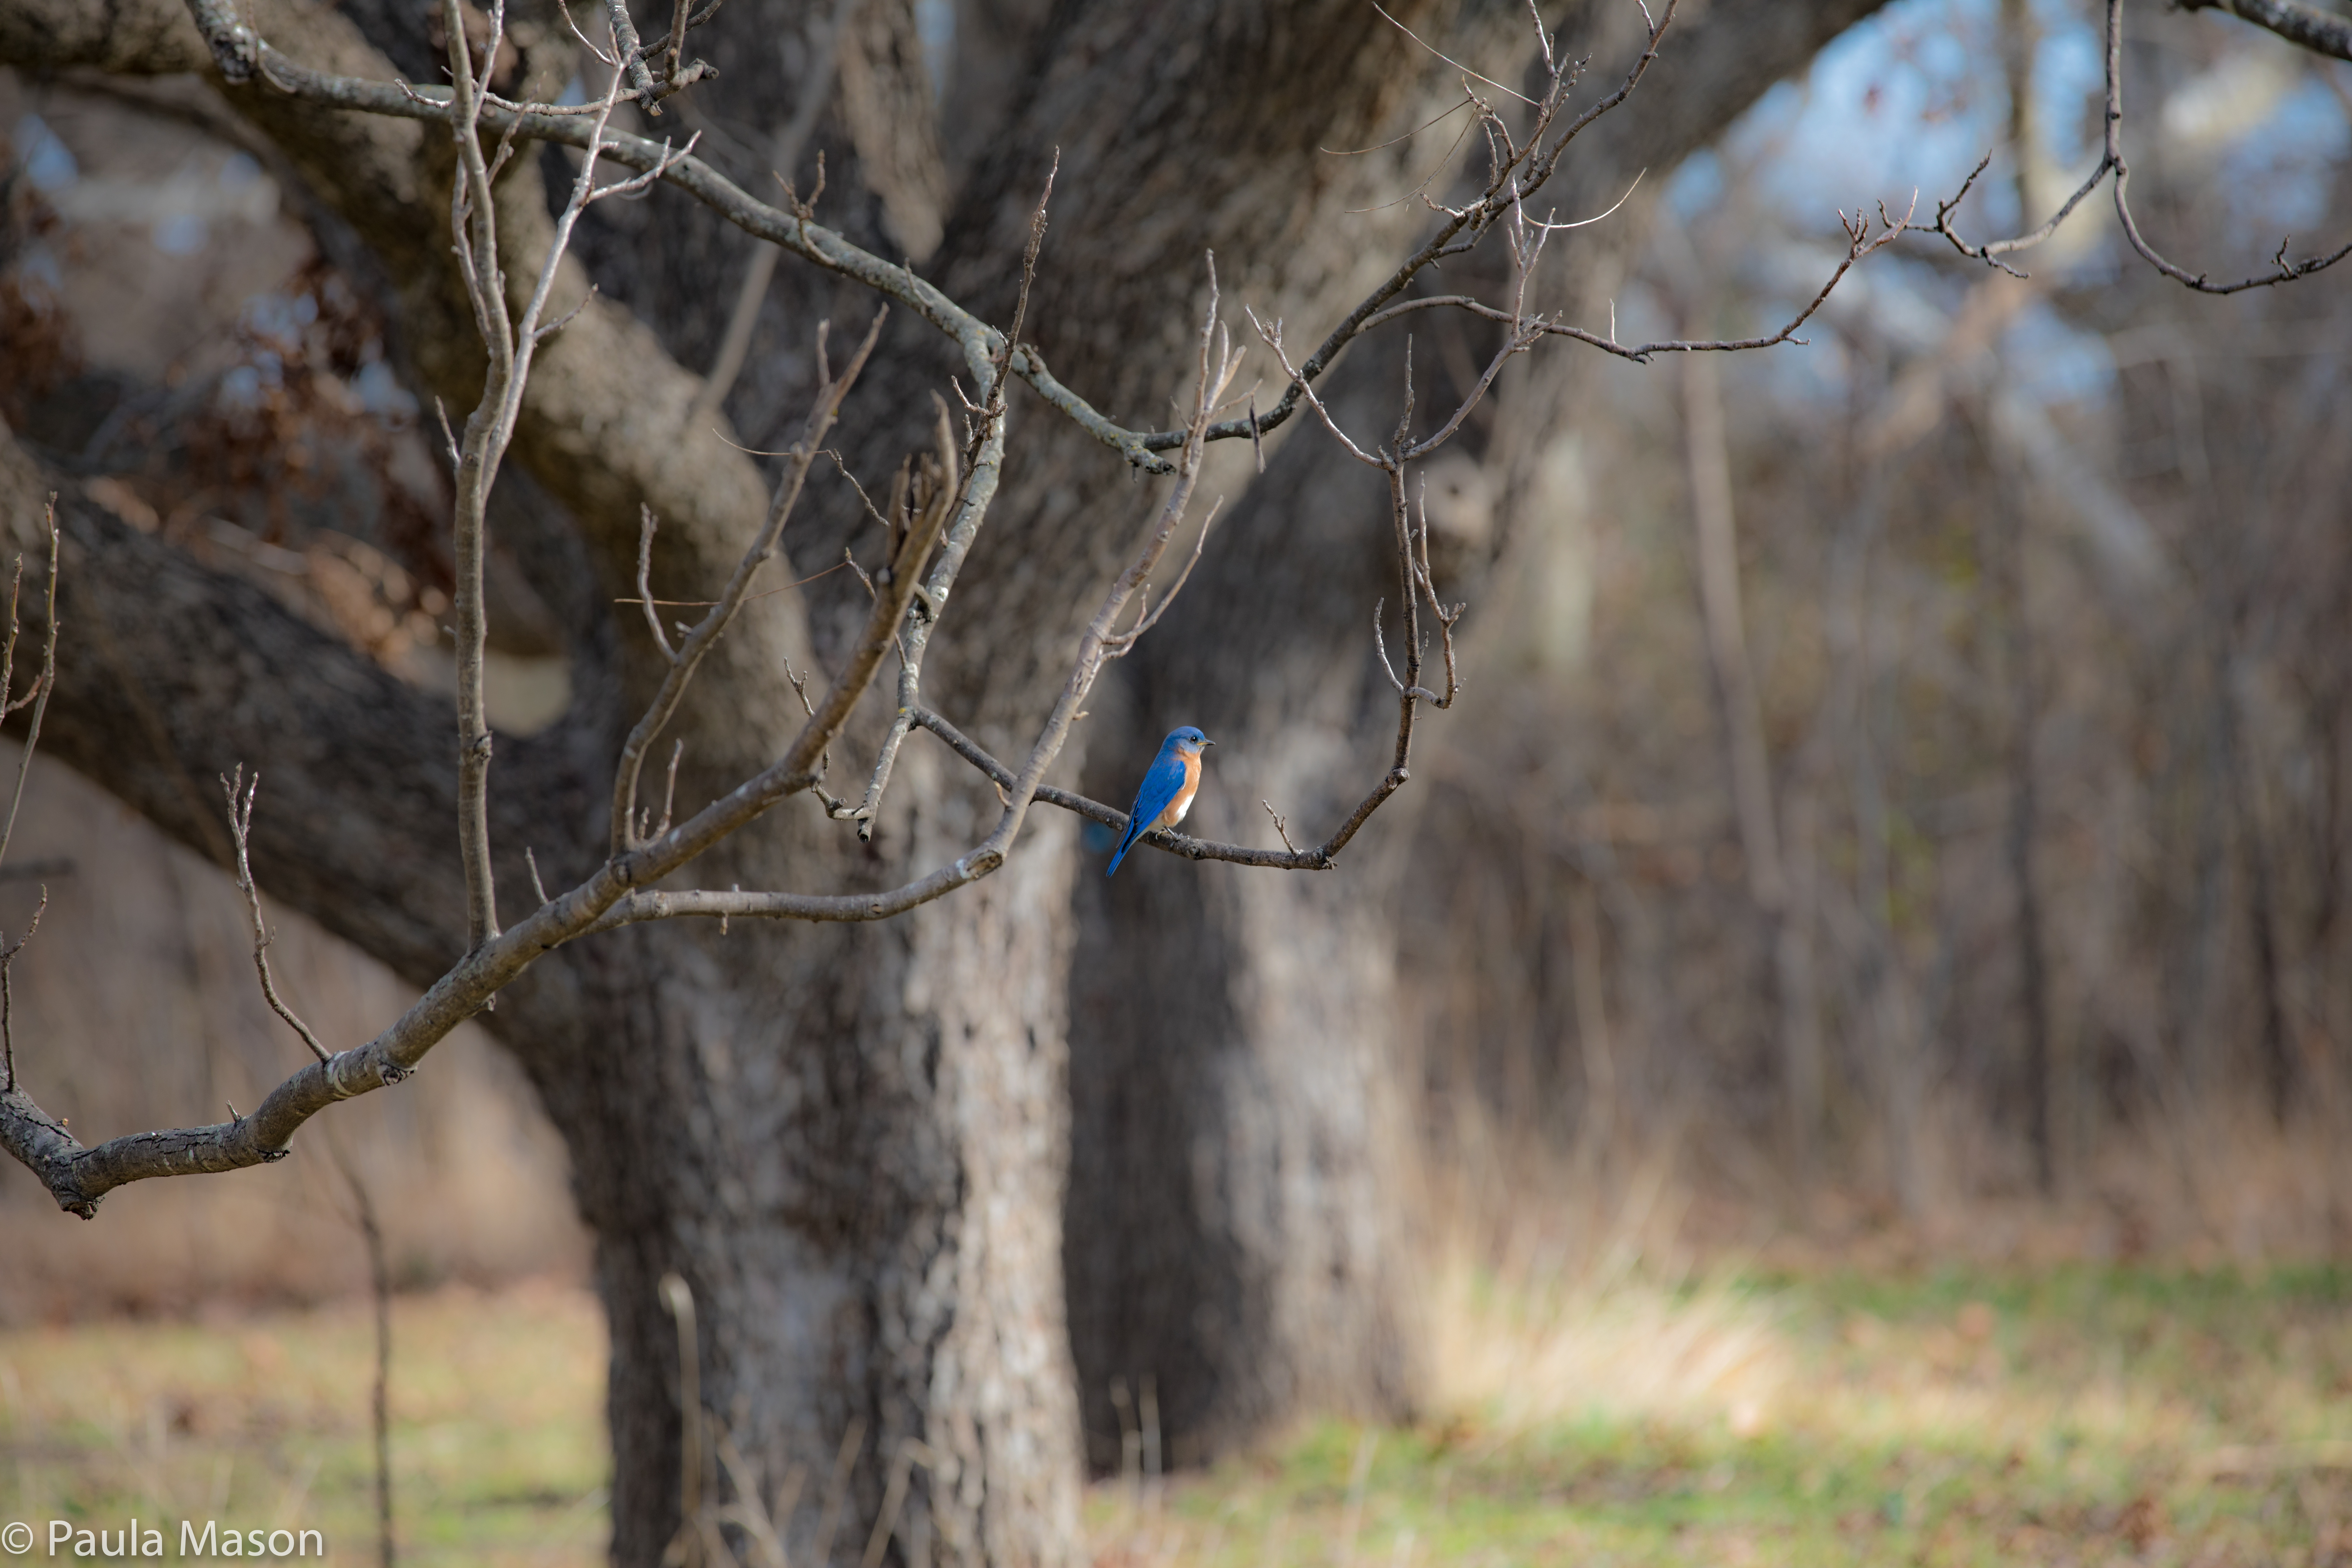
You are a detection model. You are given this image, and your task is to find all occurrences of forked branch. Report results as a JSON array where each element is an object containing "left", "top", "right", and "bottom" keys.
[{"left": 1933, "top": 0, "right": 2352, "bottom": 292}]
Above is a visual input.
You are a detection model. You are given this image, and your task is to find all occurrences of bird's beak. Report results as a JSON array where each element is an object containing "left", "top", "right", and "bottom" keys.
[{"left": 1202, "top": 739, "right": 1216, "bottom": 748}]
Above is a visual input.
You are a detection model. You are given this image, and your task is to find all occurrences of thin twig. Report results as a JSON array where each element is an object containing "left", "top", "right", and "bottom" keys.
[
  {"left": 0, "top": 890, "right": 46, "bottom": 1095},
  {"left": 611, "top": 312, "right": 889, "bottom": 852},
  {"left": 657, "top": 740, "right": 685, "bottom": 838},
  {"left": 0, "top": 499, "right": 61, "bottom": 877},
  {"left": 691, "top": 0, "right": 864, "bottom": 420},
  {"left": 844, "top": 159, "right": 1057, "bottom": 839},
  {"left": 658, "top": 1273, "right": 702, "bottom": 1568},
  {"left": 637, "top": 507, "right": 677, "bottom": 662},
  {"left": 222, "top": 768, "right": 332, "bottom": 1063},
  {"left": 327, "top": 1140, "right": 397, "bottom": 1568}
]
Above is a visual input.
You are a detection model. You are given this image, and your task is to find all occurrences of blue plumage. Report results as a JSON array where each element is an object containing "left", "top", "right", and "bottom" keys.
[{"left": 1108, "top": 726, "right": 1214, "bottom": 875}]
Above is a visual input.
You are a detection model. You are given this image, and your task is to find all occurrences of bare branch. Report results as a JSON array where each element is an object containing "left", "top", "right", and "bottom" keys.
[
  {"left": 1526, "top": 167, "right": 1646, "bottom": 232},
  {"left": 1407, "top": 479, "right": 1464, "bottom": 707},
  {"left": 554, "top": 0, "right": 616, "bottom": 64},
  {"left": 2182, "top": 0, "right": 2352, "bottom": 64},
  {"left": 1932, "top": 0, "right": 2352, "bottom": 290},
  {"left": 1372, "top": 1, "right": 1536, "bottom": 105},
  {"left": 692, "top": 0, "right": 864, "bottom": 421},
  {"left": 636, "top": 507, "right": 678, "bottom": 663},
  {"left": 2105, "top": 0, "right": 2352, "bottom": 294},
  {"left": 1246, "top": 310, "right": 1388, "bottom": 468},
  {"left": 846, "top": 160, "right": 1056, "bottom": 840},
  {"left": 1362, "top": 195, "right": 1918, "bottom": 365},
  {"left": 656, "top": 740, "right": 685, "bottom": 839},
  {"left": 443, "top": 0, "right": 514, "bottom": 952},
  {"left": 186, "top": 0, "right": 1706, "bottom": 474},
  {"left": 222, "top": 768, "right": 333, "bottom": 1064},
  {"left": 613, "top": 311, "right": 889, "bottom": 852},
  {"left": 602, "top": 0, "right": 663, "bottom": 112},
  {"left": 1105, "top": 495, "right": 1224, "bottom": 656},
  {"left": 0, "top": 890, "right": 44, "bottom": 1096},
  {"left": 0, "top": 497, "right": 60, "bottom": 876},
  {"left": 1931, "top": 148, "right": 2112, "bottom": 275}
]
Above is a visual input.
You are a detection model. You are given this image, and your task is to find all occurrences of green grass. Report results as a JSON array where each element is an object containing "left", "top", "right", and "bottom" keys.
[
  {"left": 6, "top": 1266, "right": 2350, "bottom": 1563},
  {"left": 1096, "top": 1263, "right": 2352, "bottom": 1565}
]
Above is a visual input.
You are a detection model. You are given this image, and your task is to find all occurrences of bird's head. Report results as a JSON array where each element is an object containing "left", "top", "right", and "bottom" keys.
[{"left": 1166, "top": 726, "right": 1213, "bottom": 757}]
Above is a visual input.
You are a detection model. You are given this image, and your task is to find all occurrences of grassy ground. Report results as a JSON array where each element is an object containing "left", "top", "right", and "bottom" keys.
[
  {"left": 1096, "top": 1264, "right": 2352, "bottom": 1567},
  {"left": 5, "top": 1267, "right": 2348, "bottom": 1564},
  {"left": 0, "top": 1280, "right": 607, "bottom": 1566}
]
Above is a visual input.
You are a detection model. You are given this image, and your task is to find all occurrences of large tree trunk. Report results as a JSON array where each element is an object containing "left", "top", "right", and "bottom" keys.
[
  {"left": 0, "top": 0, "right": 1449, "bottom": 1561},
  {"left": 1, "top": 1, "right": 1892, "bottom": 1562}
]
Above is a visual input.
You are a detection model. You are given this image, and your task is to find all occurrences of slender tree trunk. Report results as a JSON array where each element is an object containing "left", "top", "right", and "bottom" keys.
[
  {"left": 2002, "top": 500, "right": 2056, "bottom": 1196},
  {"left": 1681, "top": 345, "right": 1823, "bottom": 1166}
]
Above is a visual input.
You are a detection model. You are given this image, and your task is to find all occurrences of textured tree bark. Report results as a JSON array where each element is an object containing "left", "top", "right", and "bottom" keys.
[
  {"left": 0, "top": 1, "right": 1897, "bottom": 1561},
  {"left": 6, "top": 2, "right": 1089, "bottom": 1560}
]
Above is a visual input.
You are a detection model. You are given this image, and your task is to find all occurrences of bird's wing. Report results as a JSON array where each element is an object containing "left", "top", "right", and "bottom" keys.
[
  {"left": 1127, "top": 752, "right": 1190, "bottom": 839},
  {"left": 1108, "top": 751, "right": 1188, "bottom": 873}
]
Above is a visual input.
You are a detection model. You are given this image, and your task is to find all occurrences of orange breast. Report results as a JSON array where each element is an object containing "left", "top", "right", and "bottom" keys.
[{"left": 1156, "top": 753, "right": 1202, "bottom": 830}]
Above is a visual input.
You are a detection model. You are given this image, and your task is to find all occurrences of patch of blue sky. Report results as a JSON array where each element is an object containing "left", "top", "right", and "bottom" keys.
[
  {"left": 243, "top": 290, "right": 316, "bottom": 343},
  {"left": 2033, "top": 1, "right": 2105, "bottom": 168},
  {"left": 2208, "top": 75, "right": 2350, "bottom": 234},
  {"left": 1666, "top": 0, "right": 2107, "bottom": 245},
  {"left": 1728, "top": 0, "right": 2004, "bottom": 219},
  {"left": 915, "top": 0, "right": 954, "bottom": 101},
  {"left": 219, "top": 362, "right": 268, "bottom": 408},
  {"left": 14, "top": 244, "right": 61, "bottom": 293},
  {"left": 154, "top": 212, "right": 208, "bottom": 255},
  {"left": 12, "top": 113, "right": 78, "bottom": 191},
  {"left": 2001, "top": 299, "right": 2116, "bottom": 404},
  {"left": 352, "top": 359, "right": 420, "bottom": 419}
]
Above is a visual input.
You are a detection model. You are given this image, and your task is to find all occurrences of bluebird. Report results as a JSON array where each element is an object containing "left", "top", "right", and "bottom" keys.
[{"left": 1107, "top": 726, "right": 1214, "bottom": 875}]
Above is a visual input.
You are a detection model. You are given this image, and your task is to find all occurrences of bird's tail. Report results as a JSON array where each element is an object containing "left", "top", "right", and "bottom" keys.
[{"left": 1106, "top": 825, "right": 1141, "bottom": 876}]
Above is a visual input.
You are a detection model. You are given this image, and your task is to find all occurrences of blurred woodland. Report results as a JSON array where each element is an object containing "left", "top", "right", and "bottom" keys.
[
  {"left": 1403, "top": 0, "right": 2352, "bottom": 1270},
  {"left": 1, "top": 0, "right": 2350, "bottom": 1561}
]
